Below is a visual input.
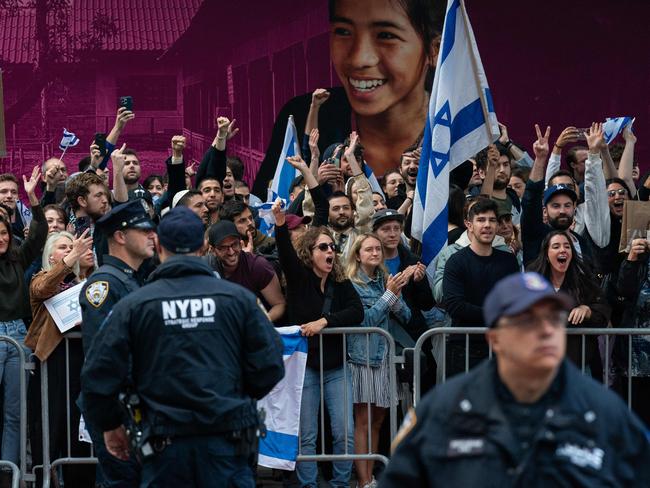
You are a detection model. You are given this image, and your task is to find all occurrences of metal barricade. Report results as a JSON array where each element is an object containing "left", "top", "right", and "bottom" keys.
[
  {"left": 41, "top": 332, "right": 97, "bottom": 488},
  {"left": 410, "top": 327, "right": 650, "bottom": 407},
  {"left": 295, "top": 327, "right": 398, "bottom": 470},
  {"left": 0, "top": 335, "right": 35, "bottom": 487}
]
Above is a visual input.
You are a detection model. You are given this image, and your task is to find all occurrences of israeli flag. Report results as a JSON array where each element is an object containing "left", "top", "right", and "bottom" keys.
[
  {"left": 363, "top": 164, "right": 385, "bottom": 198},
  {"left": 411, "top": 0, "right": 499, "bottom": 266},
  {"left": 258, "top": 326, "right": 308, "bottom": 471},
  {"left": 59, "top": 128, "right": 80, "bottom": 150},
  {"left": 603, "top": 116, "right": 634, "bottom": 144},
  {"left": 270, "top": 115, "right": 300, "bottom": 202}
]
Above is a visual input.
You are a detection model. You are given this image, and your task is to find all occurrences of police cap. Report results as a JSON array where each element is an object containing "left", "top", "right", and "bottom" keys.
[{"left": 96, "top": 200, "right": 156, "bottom": 235}]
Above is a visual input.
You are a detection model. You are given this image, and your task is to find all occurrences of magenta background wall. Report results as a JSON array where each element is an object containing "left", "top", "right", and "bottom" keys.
[{"left": 1, "top": 0, "right": 649, "bottom": 187}]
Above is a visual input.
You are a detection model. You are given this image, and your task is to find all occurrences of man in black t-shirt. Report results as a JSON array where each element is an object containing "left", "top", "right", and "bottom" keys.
[{"left": 442, "top": 198, "right": 519, "bottom": 376}]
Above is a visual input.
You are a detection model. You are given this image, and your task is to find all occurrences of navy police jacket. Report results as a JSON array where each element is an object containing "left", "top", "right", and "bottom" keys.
[
  {"left": 80, "top": 255, "right": 285, "bottom": 437},
  {"left": 382, "top": 359, "right": 650, "bottom": 487}
]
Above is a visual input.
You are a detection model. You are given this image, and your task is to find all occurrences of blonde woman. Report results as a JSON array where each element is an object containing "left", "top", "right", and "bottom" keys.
[
  {"left": 27, "top": 229, "right": 95, "bottom": 486},
  {"left": 346, "top": 233, "right": 411, "bottom": 488}
]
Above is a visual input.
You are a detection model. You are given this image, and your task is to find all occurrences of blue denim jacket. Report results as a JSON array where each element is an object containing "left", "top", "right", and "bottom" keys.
[{"left": 347, "top": 271, "right": 411, "bottom": 366}]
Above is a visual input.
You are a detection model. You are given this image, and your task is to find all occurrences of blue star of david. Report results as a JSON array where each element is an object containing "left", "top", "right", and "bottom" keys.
[{"left": 67, "top": 299, "right": 80, "bottom": 314}]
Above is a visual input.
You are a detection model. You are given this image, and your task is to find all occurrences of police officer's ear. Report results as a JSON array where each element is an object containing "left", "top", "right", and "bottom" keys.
[{"left": 485, "top": 328, "right": 500, "bottom": 354}]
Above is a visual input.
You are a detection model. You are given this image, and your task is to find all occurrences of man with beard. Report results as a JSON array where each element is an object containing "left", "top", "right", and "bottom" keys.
[
  {"left": 522, "top": 125, "right": 595, "bottom": 265},
  {"left": 198, "top": 178, "right": 224, "bottom": 224},
  {"left": 399, "top": 145, "right": 420, "bottom": 195},
  {"left": 40, "top": 157, "right": 68, "bottom": 204},
  {"left": 175, "top": 189, "right": 210, "bottom": 226},
  {"left": 442, "top": 198, "right": 519, "bottom": 376},
  {"left": 219, "top": 199, "right": 275, "bottom": 255}
]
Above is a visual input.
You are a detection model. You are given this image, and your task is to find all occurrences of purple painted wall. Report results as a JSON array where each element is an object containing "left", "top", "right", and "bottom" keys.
[{"left": 1, "top": 0, "right": 649, "bottom": 186}]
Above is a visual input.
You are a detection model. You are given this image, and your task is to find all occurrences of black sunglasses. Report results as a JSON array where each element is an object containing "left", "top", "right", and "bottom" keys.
[
  {"left": 607, "top": 188, "right": 627, "bottom": 197},
  {"left": 312, "top": 242, "right": 336, "bottom": 252}
]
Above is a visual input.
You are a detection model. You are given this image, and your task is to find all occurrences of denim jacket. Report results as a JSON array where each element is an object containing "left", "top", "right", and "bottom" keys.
[{"left": 348, "top": 271, "right": 411, "bottom": 366}]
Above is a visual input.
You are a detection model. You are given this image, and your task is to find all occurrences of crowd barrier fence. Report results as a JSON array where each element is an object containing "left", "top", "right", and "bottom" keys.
[
  {"left": 0, "top": 335, "right": 35, "bottom": 487},
  {"left": 2, "top": 326, "right": 649, "bottom": 485},
  {"left": 409, "top": 327, "right": 650, "bottom": 406}
]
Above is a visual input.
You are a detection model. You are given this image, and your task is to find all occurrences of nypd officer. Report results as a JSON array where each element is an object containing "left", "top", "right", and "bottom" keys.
[
  {"left": 81, "top": 206, "right": 285, "bottom": 487},
  {"left": 382, "top": 272, "right": 650, "bottom": 486},
  {"left": 79, "top": 199, "right": 155, "bottom": 486}
]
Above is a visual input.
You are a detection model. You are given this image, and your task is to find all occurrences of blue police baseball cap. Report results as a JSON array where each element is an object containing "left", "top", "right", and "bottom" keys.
[
  {"left": 543, "top": 184, "right": 577, "bottom": 206},
  {"left": 158, "top": 206, "right": 204, "bottom": 254},
  {"left": 483, "top": 272, "right": 574, "bottom": 328},
  {"left": 96, "top": 200, "right": 156, "bottom": 235}
]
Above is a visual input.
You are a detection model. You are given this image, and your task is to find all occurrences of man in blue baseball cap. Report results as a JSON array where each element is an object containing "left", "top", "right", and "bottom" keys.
[
  {"left": 382, "top": 272, "right": 650, "bottom": 486},
  {"left": 82, "top": 206, "right": 284, "bottom": 487}
]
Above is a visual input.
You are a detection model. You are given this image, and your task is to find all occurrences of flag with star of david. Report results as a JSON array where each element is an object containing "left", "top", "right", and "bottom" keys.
[{"left": 411, "top": 0, "right": 500, "bottom": 266}]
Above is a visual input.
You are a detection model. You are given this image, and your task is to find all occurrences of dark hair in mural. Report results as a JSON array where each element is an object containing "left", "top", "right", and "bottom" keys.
[{"left": 328, "top": 0, "right": 445, "bottom": 86}]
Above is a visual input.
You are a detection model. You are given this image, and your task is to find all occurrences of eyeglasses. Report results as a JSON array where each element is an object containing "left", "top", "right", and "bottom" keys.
[
  {"left": 216, "top": 241, "right": 241, "bottom": 253},
  {"left": 607, "top": 188, "right": 627, "bottom": 197},
  {"left": 500, "top": 310, "right": 568, "bottom": 330},
  {"left": 312, "top": 242, "right": 336, "bottom": 252}
]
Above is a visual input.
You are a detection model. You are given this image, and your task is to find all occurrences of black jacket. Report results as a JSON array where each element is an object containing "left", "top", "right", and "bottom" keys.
[
  {"left": 396, "top": 244, "right": 434, "bottom": 340},
  {"left": 80, "top": 255, "right": 284, "bottom": 437},
  {"left": 382, "top": 359, "right": 650, "bottom": 487}
]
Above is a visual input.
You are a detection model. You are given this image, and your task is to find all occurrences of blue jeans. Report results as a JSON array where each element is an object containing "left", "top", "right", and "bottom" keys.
[
  {"left": 140, "top": 435, "right": 254, "bottom": 488},
  {"left": 297, "top": 366, "right": 354, "bottom": 488},
  {"left": 0, "top": 319, "right": 30, "bottom": 465}
]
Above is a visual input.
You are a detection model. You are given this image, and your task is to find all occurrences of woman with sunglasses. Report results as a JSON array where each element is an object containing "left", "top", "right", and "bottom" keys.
[
  {"left": 527, "top": 230, "right": 610, "bottom": 378},
  {"left": 272, "top": 199, "right": 363, "bottom": 488}
]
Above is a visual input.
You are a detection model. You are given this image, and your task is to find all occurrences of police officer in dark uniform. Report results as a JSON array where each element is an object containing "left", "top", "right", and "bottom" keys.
[
  {"left": 80, "top": 206, "right": 285, "bottom": 487},
  {"left": 382, "top": 272, "right": 650, "bottom": 487},
  {"left": 79, "top": 199, "right": 156, "bottom": 486}
]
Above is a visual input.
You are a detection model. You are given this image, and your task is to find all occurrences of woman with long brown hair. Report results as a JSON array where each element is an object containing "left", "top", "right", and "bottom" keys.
[{"left": 272, "top": 199, "right": 363, "bottom": 488}]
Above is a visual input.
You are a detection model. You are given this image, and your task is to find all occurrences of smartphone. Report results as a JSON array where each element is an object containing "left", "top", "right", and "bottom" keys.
[
  {"left": 575, "top": 128, "right": 589, "bottom": 141},
  {"left": 75, "top": 216, "right": 91, "bottom": 238},
  {"left": 94, "top": 133, "right": 107, "bottom": 156},
  {"left": 119, "top": 96, "right": 133, "bottom": 112}
]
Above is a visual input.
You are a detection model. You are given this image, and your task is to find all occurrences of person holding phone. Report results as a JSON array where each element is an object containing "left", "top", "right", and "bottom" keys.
[{"left": 253, "top": 0, "right": 444, "bottom": 197}]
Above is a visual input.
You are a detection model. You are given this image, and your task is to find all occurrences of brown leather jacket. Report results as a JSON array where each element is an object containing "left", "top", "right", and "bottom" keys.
[{"left": 26, "top": 260, "right": 76, "bottom": 361}]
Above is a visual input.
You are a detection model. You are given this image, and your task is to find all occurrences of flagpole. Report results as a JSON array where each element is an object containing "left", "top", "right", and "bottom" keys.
[
  {"left": 459, "top": 0, "right": 495, "bottom": 143},
  {"left": 60, "top": 145, "right": 68, "bottom": 161}
]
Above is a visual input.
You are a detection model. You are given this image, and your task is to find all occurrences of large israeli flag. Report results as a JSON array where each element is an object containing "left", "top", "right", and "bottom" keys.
[
  {"left": 258, "top": 326, "right": 308, "bottom": 470},
  {"left": 603, "top": 116, "right": 634, "bottom": 144},
  {"left": 411, "top": 0, "right": 499, "bottom": 266},
  {"left": 269, "top": 116, "right": 300, "bottom": 202},
  {"left": 59, "top": 128, "right": 80, "bottom": 151}
]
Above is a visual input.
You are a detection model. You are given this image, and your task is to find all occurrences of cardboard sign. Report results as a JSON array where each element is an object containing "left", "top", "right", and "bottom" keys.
[
  {"left": 0, "top": 70, "right": 6, "bottom": 158},
  {"left": 618, "top": 200, "right": 650, "bottom": 252}
]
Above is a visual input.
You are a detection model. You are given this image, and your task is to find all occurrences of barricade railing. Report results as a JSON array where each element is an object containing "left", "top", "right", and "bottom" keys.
[
  {"left": 295, "top": 327, "right": 398, "bottom": 470},
  {"left": 41, "top": 332, "right": 97, "bottom": 488},
  {"left": 0, "top": 335, "right": 35, "bottom": 487},
  {"left": 409, "top": 327, "right": 650, "bottom": 407}
]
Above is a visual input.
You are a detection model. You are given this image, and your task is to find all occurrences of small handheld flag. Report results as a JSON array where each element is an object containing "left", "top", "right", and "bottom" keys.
[{"left": 269, "top": 116, "right": 300, "bottom": 202}]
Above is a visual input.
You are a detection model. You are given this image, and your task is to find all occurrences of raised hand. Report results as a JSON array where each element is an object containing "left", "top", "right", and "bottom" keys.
[
  {"left": 584, "top": 122, "right": 604, "bottom": 154},
  {"left": 309, "top": 129, "right": 320, "bottom": 162},
  {"left": 226, "top": 118, "right": 239, "bottom": 140},
  {"left": 171, "top": 135, "right": 186, "bottom": 157},
  {"left": 554, "top": 126, "right": 580, "bottom": 150},
  {"left": 111, "top": 143, "right": 127, "bottom": 171},
  {"left": 487, "top": 144, "right": 500, "bottom": 167},
  {"left": 533, "top": 124, "right": 551, "bottom": 160},
  {"left": 271, "top": 199, "right": 285, "bottom": 227},
  {"left": 627, "top": 238, "right": 647, "bottom": 261},
  {"left": 241, "top": 230, "right": 254, "bottom": 254},
  {"left": 65, "top": 229, "right": 93, "bottom": 265},
  {"left": 311, "top": 88, "right": 330, "bottom": 108},
  {"left": 498, "top": 122, "right": 509, "bottom": 144},
  {"left": 115, "top": 107, "right": 135, "bottom": 130},
  {"left": 623, "top": 125, "right": 636, "bottom": 144},
  {"left": 23, "top": 166, "right": 41, "bottom": 196},
  {"left": 216, "top": 116, "right": 231, "bottom": 138},
  {"left": 317, "top": 162, "right": 341, "bottom": 185},
  {"left": 90, "top": 142, "right": 103, "bottom": 169},
  {"left": 44, "top": 164, "right": 60, "bottom": 191},
  {"left": 286, "top": 155, "right": 309, "bottom": 172},
  {"left": 344, "top": 131, "right": 359, "bottom": 159}
]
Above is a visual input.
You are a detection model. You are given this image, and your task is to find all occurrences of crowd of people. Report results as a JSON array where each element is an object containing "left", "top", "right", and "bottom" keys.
[
  {"left": 0, "top": 0, "right": 648, "bottom": 484},
  {"left": 0, "top": 95, "right": 648, "bottom": 486}
]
